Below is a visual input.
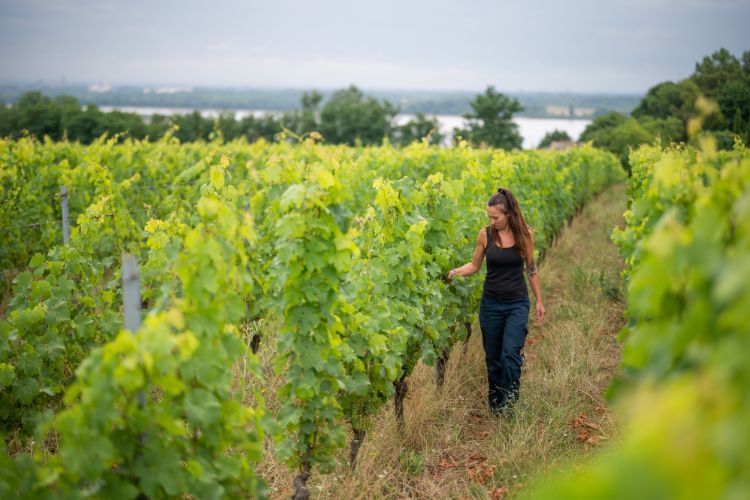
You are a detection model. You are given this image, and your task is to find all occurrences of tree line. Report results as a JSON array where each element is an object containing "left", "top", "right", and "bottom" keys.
[
  {"left": 578, "top": 48, "right": 750, "bottom": 172},
  {"left": 0, "top": 85, "right": 527, "bottom": 149}
]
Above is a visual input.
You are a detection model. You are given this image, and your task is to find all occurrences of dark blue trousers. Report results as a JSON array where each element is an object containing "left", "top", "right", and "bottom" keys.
[{"left": 478, "top": 295, "right": 530, "bottom": 412}]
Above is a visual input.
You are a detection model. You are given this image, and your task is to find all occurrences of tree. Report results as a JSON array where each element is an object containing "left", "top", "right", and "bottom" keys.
[
  {"left": 1, "top": 92, "right": 159, "bottom": 143},
  {"left": 278, "top": 90, "right": 323, "bottom": 138},
  {"left": 214, "top": 111, "right": 241, "bottom": 140},
  {"left": 12, "top": 92, "right": 63, "bottom": 140},
  {"left": 0, "top": 104, "right": 13, "bottom": 138},
  {"left": 579, "top": 112, "right": 627, "bottom": 146},
  {"left": 298, "top": 90, "right": 323, "bottom": 134},
  {"left": 714, "top": 77, "right": 750, "bottom": 131},
  {"left": 691, "top": 48, "right": 750, "bottom": 132},
  {"left": 692, "top": 48, "right": 744, "bottom": 97},
  {"left": 631, "top": 80, "right": 699, "bottom": 129},
  {"left": 148, "top": 114, "right": 171, "bottom": 139},
  {"left": 732, "top": 108, "right": 744, "bottom": 135},
  {"left": 171, "top": 111, "right": 214, "bottom": 142},
  {"left": 392, "top": 113, "right": 444, "bottom": 146},
  {"left": 237, "top": 113, "right": 283, "bottom": 143},
  {"left": 583, "top": 117, "right": 654, "bottom": 173},
  {"left": 96, "top": 108, "right": 150, "bottom": 141},
  {"left": 538, "top": 129, "right": 572, "bottom": 149},
  {"left": 319, "top": 86, "right": 397, "bottom": 146},
  {"left": 454, "top": 86, "right": 523, "bottom": 149},
  {"left": 581, "top": 115, "right": 685, "bottom": 173},
  {"left": 62, "top": 105, "right": 101, "bottom": 142},
  {"left": 639, "top": 116, "right": 684, "bottom": 144}
]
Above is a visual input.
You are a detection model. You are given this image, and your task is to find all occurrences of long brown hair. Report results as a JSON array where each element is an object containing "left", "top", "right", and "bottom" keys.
[{"left": 487, "top": 187, "right": 533, "bottom": 261}]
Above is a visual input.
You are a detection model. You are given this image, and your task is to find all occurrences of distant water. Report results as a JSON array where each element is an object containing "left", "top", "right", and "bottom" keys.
[
  {"left": 397, "top": 114, "right": 592, "bottom": 149},
  {"left": 100, "top": 106, "right": 591, "bottom": 149}
]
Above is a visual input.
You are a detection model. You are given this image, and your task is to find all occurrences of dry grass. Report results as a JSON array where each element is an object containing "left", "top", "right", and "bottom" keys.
[{"left": 245, "top": 183, "right": 628, "bottom": 499}]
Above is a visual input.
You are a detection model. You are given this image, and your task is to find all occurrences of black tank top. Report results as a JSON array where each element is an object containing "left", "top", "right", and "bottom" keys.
[{"left": 483, "top": 227, "right": 528, "bottom": 301}]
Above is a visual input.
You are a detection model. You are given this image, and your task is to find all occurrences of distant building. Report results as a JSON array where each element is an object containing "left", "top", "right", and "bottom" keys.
[
  {"left": 544, "top": 105, "right": 596, "bottom": 118},
  {"left": 545, "top": 106, "right": 570, "bottom": 117},
  {"left": 573, "top": 107, "right": 596, "bottom": 117},
  {"left": 88, "top": 83, "right": 112, "bottom": 93}
]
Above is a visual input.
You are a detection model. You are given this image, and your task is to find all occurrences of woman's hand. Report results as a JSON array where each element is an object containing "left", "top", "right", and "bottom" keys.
[
  {"left": 446, "top": 268, "right": 460, "bottom": 282},
  {"left": 535, "top": 301, "right": 545, "bottom": 322}
]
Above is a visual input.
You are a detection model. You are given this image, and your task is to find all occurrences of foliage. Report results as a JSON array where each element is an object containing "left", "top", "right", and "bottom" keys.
[
  {"left": 392, "top": 113, "right": 444, "bottom": 146},
  {"left": 4, "top": 159, "right": 267, "bottom": 498},
  {"left": 631, "top": 80, "right": 699, "bottom": 125},
  {"left": 580, "top": 111, "right": 685, "bottom": 173},
  {"left": 530, "top": 140, "right": 750, "bottom": 499},
  {"left": 580, "top": 116, "right": 655, "bottom": 171},
  {"left": 579, "top": 48, "right": 750, "bottom": 172},
  {"left": 538, "top": 129, "right": 572, "bottom": 149},
  {"left": 579, "top": 112, "right": 627, "bottom": 142},
  {"left": 454, "top": 86, "right": 523, "bottom": 149},
  {"left": 283, "top": 90, "right": 323, "bottom": 137},
  {"left": 318, "top": 85, "right": 398, "bottom": 146},
  {"left": 1, "top": 137, "right": 623, "bottom": 496},
  {"left": 1, "top": 88, "right": 449, "bottom": 148},
  {"left": 0, "top": 92, "right": 150, "bottom": 143},
  {"left": 271, "top": 163, "right": 359, "bottom": 472}
]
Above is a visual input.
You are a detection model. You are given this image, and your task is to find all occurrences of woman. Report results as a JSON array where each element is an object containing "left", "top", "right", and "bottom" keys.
[{"left": 447, "top": 187, "right": 545, "bottom": 414}]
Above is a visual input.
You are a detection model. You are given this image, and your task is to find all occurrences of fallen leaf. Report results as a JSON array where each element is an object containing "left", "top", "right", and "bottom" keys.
[
  {"left": 467, "top": 463, "right": 495, "bottom": 485},
  {"left": 489, "top": 485, "right": 509, "bottom": 499},
  {"left": 570, "top": 414, "right": 605, "bottom": 448},
  {"left": 439, "top": 459, "right": 459, "bottom": 469}
]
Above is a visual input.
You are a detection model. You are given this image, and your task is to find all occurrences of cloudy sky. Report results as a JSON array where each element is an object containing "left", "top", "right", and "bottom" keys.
[{"left": 1, "top": 0, "right": 748, "bottom": 93}]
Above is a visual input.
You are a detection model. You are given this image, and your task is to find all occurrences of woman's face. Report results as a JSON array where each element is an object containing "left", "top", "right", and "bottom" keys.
[{"left": 487, "top": 204, "right": 509, "bottom": 230}]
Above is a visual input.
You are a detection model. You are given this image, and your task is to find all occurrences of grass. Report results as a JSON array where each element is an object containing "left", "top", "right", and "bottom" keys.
[{"left": 248, "top": 182, "right": 629, "bottom": 499}]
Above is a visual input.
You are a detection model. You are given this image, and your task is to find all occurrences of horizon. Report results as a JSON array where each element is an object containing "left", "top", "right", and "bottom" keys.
[
  {"left": 2, "top": 1, "right": 748, "bottom": 94},
  {"left": 0, "top": 80, "right": 645, "bottom": 96}
]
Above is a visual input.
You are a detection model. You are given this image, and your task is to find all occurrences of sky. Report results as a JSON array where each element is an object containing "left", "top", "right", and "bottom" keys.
[{"left": 0, "top": 0, "right": 749, "bottom": 93}]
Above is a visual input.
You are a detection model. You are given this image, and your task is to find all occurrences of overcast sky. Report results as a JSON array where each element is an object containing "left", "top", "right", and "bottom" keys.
[{"left": 1, "top": 0, "right": 748, "bottom": 93}]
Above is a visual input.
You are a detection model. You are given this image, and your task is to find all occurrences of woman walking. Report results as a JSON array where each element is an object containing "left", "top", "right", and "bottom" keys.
[{"left": 447, "top": 187, "right": 545, "bottom": 414}]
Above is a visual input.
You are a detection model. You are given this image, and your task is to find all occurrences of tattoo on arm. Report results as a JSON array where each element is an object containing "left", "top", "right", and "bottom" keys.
[{"left": 527, "top": 262, "right": 538, "bottom": 278}]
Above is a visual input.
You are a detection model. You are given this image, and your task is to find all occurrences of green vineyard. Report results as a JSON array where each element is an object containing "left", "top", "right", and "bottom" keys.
[
  {"left": 531, "top": 139, "right": 750, "bottom": 498},
  {"left": 1, "top": 136, "right": 623, "bottom": 498},
  {"left": 2, "top": 133, "right": 748, "bottom": 498}
]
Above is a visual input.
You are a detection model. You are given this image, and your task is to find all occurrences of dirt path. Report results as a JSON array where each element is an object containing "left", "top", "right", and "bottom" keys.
[{"left": 264, "top": 183, "right": 628, "bottom": 499}]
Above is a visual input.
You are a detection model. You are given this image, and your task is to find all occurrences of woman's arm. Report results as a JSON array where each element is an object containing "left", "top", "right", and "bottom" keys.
[
  {"left": 447, "top": 229, "right": 486, "bottom": 280},
  {"left": 526, "top": 237, "right": 545, "bottom": 321}
]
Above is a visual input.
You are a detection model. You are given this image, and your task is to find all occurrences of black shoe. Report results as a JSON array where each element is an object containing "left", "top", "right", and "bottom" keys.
[{"left": 489, "top": 405, "right": 508, "bottom": 417}]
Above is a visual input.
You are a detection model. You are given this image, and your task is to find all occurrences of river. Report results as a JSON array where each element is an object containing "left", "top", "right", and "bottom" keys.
[{"left": 100, "top": 105, "right": 591, "bottom": 149}]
